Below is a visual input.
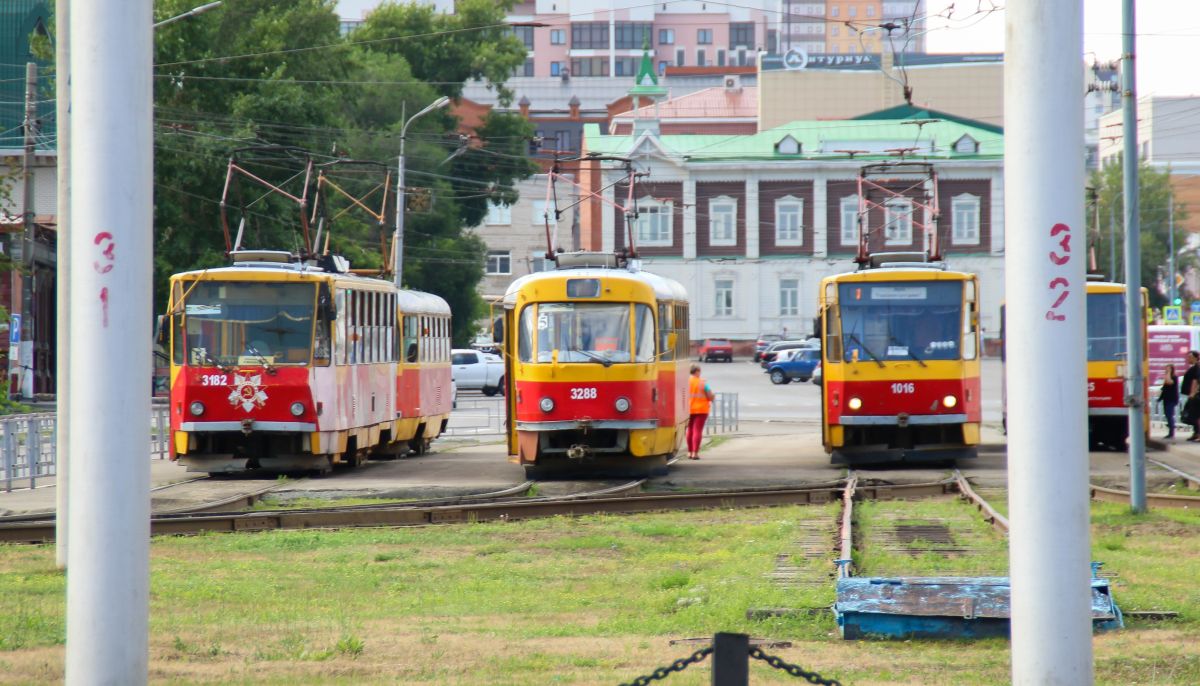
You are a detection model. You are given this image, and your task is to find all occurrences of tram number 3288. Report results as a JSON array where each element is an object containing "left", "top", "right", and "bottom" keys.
[
  {"left": 570, "top": 387, "right": 599, "bottom": 400},
  {"left": 890, "top": 383, "right": 916, "bottom": 394}
]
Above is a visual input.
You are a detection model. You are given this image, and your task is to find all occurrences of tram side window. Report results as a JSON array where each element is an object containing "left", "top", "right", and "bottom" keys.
[
  {"left": 404, "top": 316, "right": 418, "bottom": 363},
  {"left": 674, "top": 304, "right": 690, "bottom": 358},
  {"left": 635, "top": 304, "right": 656, "bottom": 362},
  {"left": 518, "top": 306, "right": 534, "bottom": 362},
  {"left": 314, "top": 284, "right": 332, "bottom": 366},
  {"left": 334, "top": 290, "right": 347, "bottom": 364},
  {"left": 658, "top": 303, "right": 674, "bottom": 361},
  {"left": 962, "top": 280, "right": 978, "bottom": 361}
]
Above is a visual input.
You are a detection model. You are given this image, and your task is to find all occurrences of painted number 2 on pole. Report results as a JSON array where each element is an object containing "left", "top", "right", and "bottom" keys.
[{"left": 1046, "top": 223, "right": 1071, "bottom": 321}]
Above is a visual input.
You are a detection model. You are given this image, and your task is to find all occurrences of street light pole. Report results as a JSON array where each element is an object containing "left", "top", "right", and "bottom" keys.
[
  {"left": 153, "top": 0, "right": 221, "bottom": 28},
  {"left": 392, "top": 95, "right": 449, "bottom": 286}
]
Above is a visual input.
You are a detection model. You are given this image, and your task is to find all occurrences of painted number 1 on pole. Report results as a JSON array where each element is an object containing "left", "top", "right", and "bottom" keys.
[{"left": 1046, "top": 223, "right": 1072, "bottom": 321}]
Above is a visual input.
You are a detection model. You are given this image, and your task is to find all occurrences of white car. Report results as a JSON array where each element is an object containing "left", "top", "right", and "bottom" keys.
[
  {"left": 451, "top": 348, "right": 505, "bottom": 396},
  {"left": 812, "top": 362, "right": 822, "bottom": 386}
]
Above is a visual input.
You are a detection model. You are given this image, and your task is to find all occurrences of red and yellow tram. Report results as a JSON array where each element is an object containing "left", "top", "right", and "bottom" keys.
[
  {"left": 498, "top": 253, "right": 690, "bottom": 477},
  {"left": 165, "top": 250, "right": 452, "bottom": 474},
  {"left": 819, "top": 257, "right": 982, "bottom": 464},
  {"left": 1083, "top": 281, "right": 1149, "bottom": 449}
]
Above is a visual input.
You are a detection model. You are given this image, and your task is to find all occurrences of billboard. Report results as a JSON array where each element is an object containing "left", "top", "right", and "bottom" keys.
[{"left": 1147, "top": 325, "right": 1200, "bottom": 388}]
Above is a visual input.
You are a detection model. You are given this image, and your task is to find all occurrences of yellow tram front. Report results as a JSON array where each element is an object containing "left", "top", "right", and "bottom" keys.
[
  {"left": 819, "top": 265, "right": 981, "bottom": 464},
  {"left": 500, "top": 263, "right": 689, "bottom": 477}
]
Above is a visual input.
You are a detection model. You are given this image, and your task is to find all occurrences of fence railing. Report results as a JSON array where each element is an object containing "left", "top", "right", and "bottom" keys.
[
  {"left": 1, "top": 406, "right": 171, "bottom": 492},
  {"left": 1, "top": 395, "right": 740, "bottom": 489}
]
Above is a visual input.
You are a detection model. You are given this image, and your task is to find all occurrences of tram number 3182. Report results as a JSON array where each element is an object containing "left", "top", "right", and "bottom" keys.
[{"left": 890, "top": 382, "right": 916, "bottom": 394}]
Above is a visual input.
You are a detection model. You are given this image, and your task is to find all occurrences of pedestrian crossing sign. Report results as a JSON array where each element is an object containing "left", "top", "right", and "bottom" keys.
[{"left": 1164, "top": 306, "right": 1183, "bottom": 324}]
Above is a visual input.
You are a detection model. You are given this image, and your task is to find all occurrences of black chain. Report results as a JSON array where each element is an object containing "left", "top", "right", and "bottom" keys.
[
  {"left": 618, "top": 646, "right": 713, "bottom": 686},
  {"left": 749, "top": 646, "right": 843, "bottom": 685}
]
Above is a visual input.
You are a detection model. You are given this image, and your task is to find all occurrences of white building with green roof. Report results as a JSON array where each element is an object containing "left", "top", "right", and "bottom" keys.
[{"left": 578, "top": 108, "right": 1006, "bottom": 343}]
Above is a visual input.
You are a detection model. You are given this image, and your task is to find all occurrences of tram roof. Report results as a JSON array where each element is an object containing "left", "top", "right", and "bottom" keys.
[
  {"left": 172, "top": 264, "right": 451, "bottom": 316},
  {"left": 503, "top": 266, "right": 688, "bottom": 306},
  {"left": 821, "top": 266, "right": 977, "bottom": 283}
]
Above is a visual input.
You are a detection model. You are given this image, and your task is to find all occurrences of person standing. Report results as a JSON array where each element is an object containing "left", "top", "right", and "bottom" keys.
[
  {"left": 1181, "top": 351, "right": 1200, "bottom": 441},
  {"left": 1160, "top": 364, "right": 1179, "bottom": 439},
  {"left": 686, "top": 364, "right": 715, "bottom": 460}
]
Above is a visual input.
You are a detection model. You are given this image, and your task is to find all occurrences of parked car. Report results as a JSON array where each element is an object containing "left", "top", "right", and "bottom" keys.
[
  {"left": 470, "top": 333, "right": 499, "bottom": 355},
  {"left": 698, "top": 338, "right": 733, "bottom": 362},
  {"left": 766, "top": 348, "right": 821, "bottom": 384},
  {"left": 759, "top": 340, "right": 819, "bottom": 368},
  {"left": 811, "top": 362, "right": 822, "bottom": 386},
  {"left": 451, "top": 348, "right": 505, "bottom": 396},
  {"left": 753, "top": 333, "right": 784, "bottom": 362}
]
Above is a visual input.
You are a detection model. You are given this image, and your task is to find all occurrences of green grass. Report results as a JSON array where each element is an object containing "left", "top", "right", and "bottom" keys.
[
  {"left": 854, "top": 498, "right": 1010, "bottom": 577},
  {"left": 250, "top": 496, "right": 417, "bottom": 511},
  {"left": 0, "top": 501, "right": 1197, "bottom": 684}
]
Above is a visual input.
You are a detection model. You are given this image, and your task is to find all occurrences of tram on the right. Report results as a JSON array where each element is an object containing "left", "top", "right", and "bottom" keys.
[
  {"left": 819, "top": 257, "right": 982, "bottom": 464},
  {"left": 1001, "top": 278, "right": 1149, "bottom": 450}
]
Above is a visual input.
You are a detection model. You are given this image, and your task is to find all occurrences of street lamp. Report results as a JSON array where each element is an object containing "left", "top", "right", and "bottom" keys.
[
  {"left": 153, "top": 1, "right": 223, "bottom": 29},
  {"left": 393, "top": 95, "right": 450, "bottom": 285}
]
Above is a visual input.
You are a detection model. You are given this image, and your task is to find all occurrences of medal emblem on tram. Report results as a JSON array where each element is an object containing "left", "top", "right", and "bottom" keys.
[{"left": 228, "top": 373, "right": 269, "bottom": 412}]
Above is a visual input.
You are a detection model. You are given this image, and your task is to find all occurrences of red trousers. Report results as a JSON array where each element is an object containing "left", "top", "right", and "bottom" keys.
[{"left": 686, "top": 413, "right": 709, "bottom": 454}]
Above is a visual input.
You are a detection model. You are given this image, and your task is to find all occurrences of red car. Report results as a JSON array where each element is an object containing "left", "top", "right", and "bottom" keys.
[{"left": 698, "top": 338, "right": 733, "bottom": 362}]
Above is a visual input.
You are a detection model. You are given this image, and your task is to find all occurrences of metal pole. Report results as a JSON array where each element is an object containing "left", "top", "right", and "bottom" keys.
[
  {"left": 1109, "top": 204, "right": 1117, "bottom": 281},
  {"left": 54, "top": 0, "right": 70, "bottom": 571},
  {"left": 66, "top": 0, "right": 152, "bottom": 681},
  {"left": 17, "top": 62, "right": 37, "bottom": 401},
  {"left": 1121, "top": 0, "right": 1146, "bottom": 514},
  {"left": 1168, "top": 194, "right": 1175, "bottom": 305},
  {"left": 710, "top": 633, "right": 749, "bottom": 686},
  {"left": 1004, "top": 1, "right": 1093, "bottom": 683},
  {"left": 392, "top": 97, "right": 448, "bottom": 286}
]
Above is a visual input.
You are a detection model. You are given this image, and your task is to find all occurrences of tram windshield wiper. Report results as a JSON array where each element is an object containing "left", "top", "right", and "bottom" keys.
[
  {"left": 576, "top": 349, "right": 613, "bottom": 367},
  {"left": 845, "top": 333, "right": 885, "bottom": 367},
  {"left": 892, "top": 337, "right": 927, "bottom": 367},
  {"left": 245, "top": 345, "right": 276, "bottom": 373}
]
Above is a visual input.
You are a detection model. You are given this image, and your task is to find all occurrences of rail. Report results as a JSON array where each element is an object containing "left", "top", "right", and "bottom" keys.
[{"left": 1, "top": 407, "right": 172, "bottom": 492}]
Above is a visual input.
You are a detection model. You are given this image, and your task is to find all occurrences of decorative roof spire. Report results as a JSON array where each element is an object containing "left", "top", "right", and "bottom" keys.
[{"left": 628, "top": 41, "right": 667, "bottom": 98}]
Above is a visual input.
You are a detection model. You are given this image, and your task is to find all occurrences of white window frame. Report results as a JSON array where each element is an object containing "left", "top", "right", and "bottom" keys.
[
  {"left": 839, "top": 195, "right": 859, "bottom": 246},
  {"left": 714, "top": 278, "right": 735, "bottom": 317},
  {"left": 775, "top": 196, "right": 803, "bottom": 246},
  {"left": 884, "top": 197, "right": 913, "bottom": 245},
  {"left": 485, "top": 201, "right": 512, "bottom": 225},
  {"left": 550, "top": 29, "right": 565, "bottom": 45},
  {"left": 529, "top": 252, "right": 552, "bottom": 273},
  {"left": 485, "top": 250, "right": 511, "bottom": 275},
  {"left": 779, "top": 278, "right": 799, "bottom": 316},
  {"left": 635, "top": 196, "right": 673, "bottom": 247},
  {"left": 952, "top": 193, "right": 981, "bottom": 246},
  {"left": 531, "top": 200, "right": 551, "bottom": 226},
  {"left": 708, "top": 196, "right": 738, "bottom": 247}
]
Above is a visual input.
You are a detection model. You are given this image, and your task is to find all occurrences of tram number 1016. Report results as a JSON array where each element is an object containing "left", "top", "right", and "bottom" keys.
[{"left": 890, "top": 382, "right": 916, "bottom": 394}]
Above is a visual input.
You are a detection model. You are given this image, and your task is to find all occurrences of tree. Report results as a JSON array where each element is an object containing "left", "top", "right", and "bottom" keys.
[{"left": 1087, "top": 158, "right": 1191, "bottom": 307}]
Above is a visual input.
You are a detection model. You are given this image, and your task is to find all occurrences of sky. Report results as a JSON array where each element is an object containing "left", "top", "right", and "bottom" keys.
[
  {"left": 335, "top": 1, "right": 1200, "bottom": 97},
  {"left": 925, "top": 0, "right": 1200, "bottom": 97}
]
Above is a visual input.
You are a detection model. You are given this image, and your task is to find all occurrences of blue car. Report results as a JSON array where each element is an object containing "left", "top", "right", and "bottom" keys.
[{"left": 766, "top": 348, "right": 821, "bottom": 384}]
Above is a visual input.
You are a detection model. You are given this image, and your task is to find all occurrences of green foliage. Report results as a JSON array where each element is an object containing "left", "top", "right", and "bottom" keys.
[
  {"left": 150, "top": 0, "right": 537, "bottom": 345},
  {"left": 1088, "top": 159, "right": 1191, "bottom": 307}
]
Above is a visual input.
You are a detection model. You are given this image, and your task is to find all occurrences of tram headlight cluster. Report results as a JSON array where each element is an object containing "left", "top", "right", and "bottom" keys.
[
  {"left": 539, "top": 397, "right": 555, "bottom": 413},
  {"left": 290, "top": 402, "right": 306, "bottom": 417},
  {"left": 942, "top": 395, "right": 958, "bottom": 409},
  {"left": 188, "top": 401, "right": 205, "bottom": 417},
  {"left": 847, "top": 397, "right": 862, "bottom": 411},
  {"left": 614, "top": 397, "right": 631, "bottom": 413}
]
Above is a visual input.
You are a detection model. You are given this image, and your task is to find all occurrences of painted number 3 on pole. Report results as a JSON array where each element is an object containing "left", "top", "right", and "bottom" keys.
[
  {"left": 93, "top": 231, "right": 115, "bottom": 327},
  {"left": 1046, "top": 223, "right": 1071, "bottom": 321}
]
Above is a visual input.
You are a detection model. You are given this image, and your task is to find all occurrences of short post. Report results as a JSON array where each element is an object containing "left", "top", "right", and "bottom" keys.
[{"left": 711, "top": 632, "right": 749, "bottom": 686}]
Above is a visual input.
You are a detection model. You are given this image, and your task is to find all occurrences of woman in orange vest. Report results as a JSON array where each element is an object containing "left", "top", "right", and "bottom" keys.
[{"left": 686, "top": 364, "right": 715, "bottom": 460}]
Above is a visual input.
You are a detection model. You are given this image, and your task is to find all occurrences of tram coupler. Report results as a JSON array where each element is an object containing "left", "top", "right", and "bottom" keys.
[{"left": 566, "top": 444, "right": 592, "bottom": 461}]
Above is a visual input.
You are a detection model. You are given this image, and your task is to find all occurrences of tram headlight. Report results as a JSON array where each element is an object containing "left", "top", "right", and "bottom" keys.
[
  {"left": 847, "top": 397, "right": 863, "bottom": 411},
  {"left": 614, "top": 397, "right": 631, "bottom": 413},
  {"left": 290, "top": 402, "right": 305, "bottom": 417},
  {"left": 188, "top": 401, "right": 205, "bottom": 417},
  {"left": 539, "top": 397, "right": 555, "bottom": 413},
  {"left": 942, "top": 395, "right": 958, "bottom": 409}
]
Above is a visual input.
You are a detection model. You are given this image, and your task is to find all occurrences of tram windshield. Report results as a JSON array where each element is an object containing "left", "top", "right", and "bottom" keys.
[
  {"left": 522, "top": 302, "right": 652, "bottom": 364},
  {"left": 1086, "top": 292, "right": 1127, "bottom": 361},
  {"left": 174, "top": 281, "right": 316, "bottom": 366},
  {"left": 836, "top": 281, "right": 964, "bottom": 362}
]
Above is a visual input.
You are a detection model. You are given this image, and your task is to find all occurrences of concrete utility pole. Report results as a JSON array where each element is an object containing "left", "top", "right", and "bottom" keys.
[
  {"left": 392, "top": 96, "right": 449, "bottom": 286},
  {"left": 1109, "top": 203, "right": 1117, "bottom": 281},
  {"left": 1004, "top": 1, "right": 1094, "bottom": 683},
  {"left": 14, "top": 61, "right": 38, "bottom": 400},
  {"left": 1168, "top": 193, "right": 1175, "bottom": 305},
  {"left": 1121, "top": 0, "right": 1147, "bottom": 513},
  {"left": 65, "top": 0, "right": 152, "bottom": 682},
  {"left": 54, "top": 0, "right": 70, "bottom": 571}
]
